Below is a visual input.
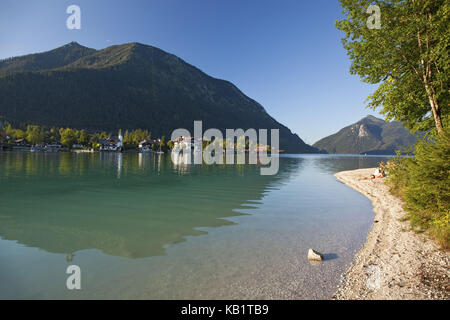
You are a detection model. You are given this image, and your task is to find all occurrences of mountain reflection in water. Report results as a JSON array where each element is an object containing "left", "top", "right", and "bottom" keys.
[{"left": 0, "top": 152, "right": 300, "bottom": 259}]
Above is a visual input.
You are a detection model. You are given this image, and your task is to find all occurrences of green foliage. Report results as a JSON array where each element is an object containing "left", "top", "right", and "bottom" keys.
[
  {"left": 26, "top": 125, "right": 45, "bottom": 145},
  {"left": 387, "top": 131, "right": 450, "bottom": 247},
  {"left": 1, "top": 123, "right": 172, "bottom": 151},
  {"left": 4, "top": 123, "right": 26, "bottom": 140},
  {"left": 59, "top": 128, "right": 78, "bottom": 148},
  {"left": 337, "top": 0, "right": 449, "bottom": 135},
  {"left": 123, "top": 129, "right": 151, "bottom": 150},
  {"left": 78, "top": 129, "right": 89, "bottom": 146},
  {"left": 338, "top": 0, "right": 449, "bottom": 248}
]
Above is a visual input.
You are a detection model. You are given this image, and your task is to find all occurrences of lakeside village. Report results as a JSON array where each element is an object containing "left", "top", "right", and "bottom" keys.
[{"left": 0, "top": 121, "right": 272, "bottom": 154}]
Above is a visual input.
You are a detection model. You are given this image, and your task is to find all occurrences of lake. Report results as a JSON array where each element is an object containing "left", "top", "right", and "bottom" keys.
[{"left": 0, "top": 152, "right": 391, "bottom": 299}]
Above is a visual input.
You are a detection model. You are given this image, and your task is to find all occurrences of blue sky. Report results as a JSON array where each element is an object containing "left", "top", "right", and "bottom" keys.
[{"left": 0, "top": 0, "right": 381, "bottom": 144}]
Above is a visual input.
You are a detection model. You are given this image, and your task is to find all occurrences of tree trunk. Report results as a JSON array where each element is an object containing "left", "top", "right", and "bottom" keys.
[{"left": 425, "top": 84, "right": 444, "bottom": 135}]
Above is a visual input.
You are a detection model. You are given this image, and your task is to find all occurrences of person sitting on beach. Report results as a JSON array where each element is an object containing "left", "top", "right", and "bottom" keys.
[{"left": 358, "top": 162, "right": 386, "bottom": 180}]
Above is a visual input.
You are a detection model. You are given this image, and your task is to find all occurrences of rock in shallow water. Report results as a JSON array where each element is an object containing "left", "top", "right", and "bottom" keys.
[{"left": 308, "top": 249, "right": 323, "bottom": 261}]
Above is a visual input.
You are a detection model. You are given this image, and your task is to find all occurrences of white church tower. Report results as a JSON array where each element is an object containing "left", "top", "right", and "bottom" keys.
[{"left": 118, "top": 129, "right": 123, "bottom": 148}]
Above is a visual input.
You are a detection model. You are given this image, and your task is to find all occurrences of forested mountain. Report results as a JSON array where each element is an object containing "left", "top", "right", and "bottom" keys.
[
  {"left": 0, "top": 42, "right": 96, "bottom": 73},
  {"left": 0, "top": 42, "right": 317, "bottom": 153},
  {"left": 313, "top": 115, "right": 418, "bottom": 154}
]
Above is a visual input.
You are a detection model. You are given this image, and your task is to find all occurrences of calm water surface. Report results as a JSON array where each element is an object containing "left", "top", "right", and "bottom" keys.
[{"left": 0, "top": 152, "right": 390, "bottom": 299}]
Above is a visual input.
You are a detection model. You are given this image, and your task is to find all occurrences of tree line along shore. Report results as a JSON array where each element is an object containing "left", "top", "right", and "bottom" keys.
[
  {"left": 0, "top": 121, "right": 272, "bottom": 153},
  {"left": 0, "top": 122, "right": 169, "bottom": 152}
]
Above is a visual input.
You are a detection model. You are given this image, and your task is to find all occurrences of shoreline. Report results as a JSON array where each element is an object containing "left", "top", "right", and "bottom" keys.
[{"left": 333, "top": 168, "right": 449, "bottom": 300}]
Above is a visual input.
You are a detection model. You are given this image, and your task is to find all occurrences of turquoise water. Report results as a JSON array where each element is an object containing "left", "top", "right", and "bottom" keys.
[{"left": 0, "top": 152, "right": 390, "bottom": 299}]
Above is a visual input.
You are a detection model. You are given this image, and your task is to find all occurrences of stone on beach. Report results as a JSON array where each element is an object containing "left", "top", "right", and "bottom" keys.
[{"left": 308, "top": 249, "right": 323, "bottom": 261}]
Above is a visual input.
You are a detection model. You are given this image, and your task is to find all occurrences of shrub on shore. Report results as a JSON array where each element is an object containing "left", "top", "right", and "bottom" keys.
[{"left": 387, "top": 131, "right": 450, "bottom": 248}]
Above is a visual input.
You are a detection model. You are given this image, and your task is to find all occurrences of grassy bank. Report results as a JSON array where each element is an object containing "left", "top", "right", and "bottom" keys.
[{"left": 387, "top": 131, "right": 450, "bottom": 248}]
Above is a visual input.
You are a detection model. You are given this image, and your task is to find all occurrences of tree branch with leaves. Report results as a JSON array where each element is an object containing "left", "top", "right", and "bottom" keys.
[{"left": 336, "top": 0, "right": 449, "bottom": 136}]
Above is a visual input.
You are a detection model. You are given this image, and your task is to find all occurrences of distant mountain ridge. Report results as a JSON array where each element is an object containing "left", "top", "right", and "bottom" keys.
[
  {"left": 313, "top": 115, "right": 418, "bottom": 154},
  {"left": 0, "top": 42, "right": 96, "bottom": 73},
  {"left": 0, "top": 42, "right": 317, "bottom": 153}
]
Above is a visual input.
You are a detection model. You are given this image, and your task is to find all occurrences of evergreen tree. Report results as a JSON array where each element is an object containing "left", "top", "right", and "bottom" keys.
[{"left": 388, "top": 131, "right": 449, "bottom": 247}]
